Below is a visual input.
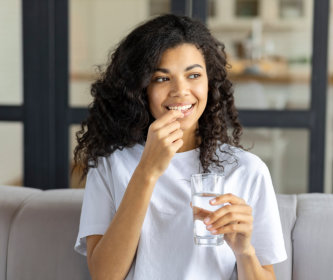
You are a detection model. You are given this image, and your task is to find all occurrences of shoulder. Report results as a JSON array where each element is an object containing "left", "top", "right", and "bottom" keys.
[
  {"left": 218, "top": 145, "right": 275, "bottom": 206},
  {"left": 217, "top": 144, "right": 268, "bottom": 175},
  {"left": 88, "top": 143, "right": 144, "bottom": 176},
  {"left": 110, "top": 143, "right": 144, "bottom": 163},
  {"left": 97, "top": 143, "right": 144, "bottom": 163},
  {"left": 104, "top": 143, "right": 143, "bottom": 179},
  {"left": 85, "top": 144, "right": 144, "bottom": 194}
]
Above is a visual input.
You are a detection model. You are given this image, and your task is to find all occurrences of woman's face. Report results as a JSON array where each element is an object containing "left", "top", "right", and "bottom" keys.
[{"left": 147, "top": 43, "right": 208, "bottom": 137}]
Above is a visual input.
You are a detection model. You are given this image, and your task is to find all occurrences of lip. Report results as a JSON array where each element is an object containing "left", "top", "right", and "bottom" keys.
[
  {"left": 181, "top": 103, "right": 195, "bottom": 117},
  {"left": 165, "top": 102, "right": 194, "bottom": 107},
  {"left": 165, "top": 103, "right": 195, "bottom": 117}
]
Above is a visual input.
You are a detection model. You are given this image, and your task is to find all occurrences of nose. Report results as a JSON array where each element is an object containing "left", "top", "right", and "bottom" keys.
[{"left": 169, "top": 77, "right": 190, "bottom": 97}]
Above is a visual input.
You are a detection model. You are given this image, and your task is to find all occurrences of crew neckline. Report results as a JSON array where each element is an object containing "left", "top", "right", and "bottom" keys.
[{"left": 173, "top": 148, "right": 199, "bottom": 159}]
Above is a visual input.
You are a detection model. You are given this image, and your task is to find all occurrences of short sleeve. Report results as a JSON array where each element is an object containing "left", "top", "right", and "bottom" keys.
[
  {"left": 249, "top": 161, "right": 288, "bottom": 265},
  {"left": 74, "top": 157, "right": 116, "bottom": 256}
]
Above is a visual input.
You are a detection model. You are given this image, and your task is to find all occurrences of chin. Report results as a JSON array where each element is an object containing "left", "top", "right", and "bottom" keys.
[{"left": 179, "top": 121, "right": 197, "bottom": 133}]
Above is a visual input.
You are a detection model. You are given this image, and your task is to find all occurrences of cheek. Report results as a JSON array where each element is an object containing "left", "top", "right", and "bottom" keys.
[
  {"left": 147, "top": 89, "right": 164, "bottom": 117},
  {"left": 194, "top": 84, "right": 208, "bottom": 104}
]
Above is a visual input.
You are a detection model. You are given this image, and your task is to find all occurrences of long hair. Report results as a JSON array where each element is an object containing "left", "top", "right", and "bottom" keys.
[{"left": 73, "top": 14, "right": 242, "bottom": 179}]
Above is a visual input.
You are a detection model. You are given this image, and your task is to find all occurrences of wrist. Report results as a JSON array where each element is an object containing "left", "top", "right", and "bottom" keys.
[
  {"left": 135, "top": 162, "right": 160, "bottom": 185},
  {"left": 234, "top": 244, "right": 256, "bottom": 259}
]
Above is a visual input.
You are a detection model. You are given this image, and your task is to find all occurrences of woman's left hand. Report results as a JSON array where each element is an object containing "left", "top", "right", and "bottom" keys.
[{"left": 204, "top": 193, "right": 254, "bottom": 256}]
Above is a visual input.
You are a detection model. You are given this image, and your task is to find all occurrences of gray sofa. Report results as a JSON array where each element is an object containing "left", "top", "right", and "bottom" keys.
[{"left": 1, "top": 185, "right": 333, "bottom": 280}]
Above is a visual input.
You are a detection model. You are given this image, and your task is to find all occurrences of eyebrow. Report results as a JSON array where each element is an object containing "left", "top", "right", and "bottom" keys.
[{"left": 154, "top": 64, "right": 203, "bottom": 73}]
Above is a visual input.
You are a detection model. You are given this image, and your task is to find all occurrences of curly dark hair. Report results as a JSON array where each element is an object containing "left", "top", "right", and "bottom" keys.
[{"left": 73, "top": 14, "right": 243, "bottom": 179}]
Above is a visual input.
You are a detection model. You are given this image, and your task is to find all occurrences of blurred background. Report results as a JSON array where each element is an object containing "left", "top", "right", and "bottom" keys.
[{"left": 0, "top": 0, "right": 332, "bottom": 194}]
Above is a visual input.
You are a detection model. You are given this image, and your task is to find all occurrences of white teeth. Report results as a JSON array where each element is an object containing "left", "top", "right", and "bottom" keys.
[{"left": 167, "top": 104, "right": 192, "bottom": 111}]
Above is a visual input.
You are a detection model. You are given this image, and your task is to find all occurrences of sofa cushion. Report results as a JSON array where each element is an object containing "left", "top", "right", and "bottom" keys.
[
  {"left": 0, "top": 186, "right": 41, "bottom": 280},
  {"left": 292, "top": 193, "right": 333, "bottom": 280},
  {"left": 6, "top": 189, "right": 90, "bottom": 280}
]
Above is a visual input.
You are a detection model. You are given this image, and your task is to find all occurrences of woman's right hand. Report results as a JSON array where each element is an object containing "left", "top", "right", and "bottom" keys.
[{"left": 138, "top": 110, "right": 184, "bottom": 181}]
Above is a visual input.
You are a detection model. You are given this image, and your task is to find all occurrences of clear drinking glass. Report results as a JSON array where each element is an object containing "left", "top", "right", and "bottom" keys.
[{"left": 191, "top": 173, "right": 225, "bottom": 246}]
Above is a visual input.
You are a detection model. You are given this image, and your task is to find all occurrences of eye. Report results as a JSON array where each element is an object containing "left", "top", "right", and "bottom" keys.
[
  {"left": 189, "top": 73, "right": 201, "bottom": 79},
  {"left": 153, "top": 76, "right": 169, "bottom": 83}
]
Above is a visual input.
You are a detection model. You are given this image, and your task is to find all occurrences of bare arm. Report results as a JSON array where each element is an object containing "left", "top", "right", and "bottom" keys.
[
  {"left": 235, "top": 246, "right": 276, "bottom": 280},
  {"left": 87, "top": 165, "right": 158, "bottom": 280},
  {"left": 86, "top": 110, "right": 184, "bottom": 280}
]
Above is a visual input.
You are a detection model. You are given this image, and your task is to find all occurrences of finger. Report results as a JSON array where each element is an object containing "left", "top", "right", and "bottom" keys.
[
  {"left": 204, "top": 204, "right": 252, "bottom": 225},
  {"left": 206, "top": 212, "right": 253, "bottom": 232},
  {"left": 157, "top": 121, "right": 181, "bottom": 139},
  {"left": 151, "top": 110, "right": 184, "bottom": 131},
  {"left": 166, "top": 128, "right": 183, "bottom": 144},
  {"left": 192, "top": 206, "right": 211, "bottom": 221},
  {"left": 170, "top": 138, "right": 183, "bottom": 152},
  {"left": 210, "top": 222, "right": 253, "bottom": 236},
  {"left": 209, "top": 193, "right": 246, "bottom": 206}
]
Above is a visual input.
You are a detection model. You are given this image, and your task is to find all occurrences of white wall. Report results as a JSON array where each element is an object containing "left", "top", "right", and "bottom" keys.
[
  {"left": 0, "top": 0, "right": 22, "bottom": 185},
  {"left": 70, "top": 0, "right": 150, "bottom": 107},
  {"left": 0, "top": 0, "right": 22, "bottom": 105}
]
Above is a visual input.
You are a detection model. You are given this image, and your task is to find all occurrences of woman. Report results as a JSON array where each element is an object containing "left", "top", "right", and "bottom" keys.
[{"left": 74, "top": 14, "right": 287, "bottom": 280}]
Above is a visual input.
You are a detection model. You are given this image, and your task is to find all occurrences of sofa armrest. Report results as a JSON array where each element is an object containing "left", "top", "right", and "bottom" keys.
[
  {"left": 274, "top": 194, "right": 297, "bottom": 280},
  {"left": 1, "top": 187, "right": 90, "bottom": 280},
  {"left": 292, "top": 193, "right": 333, "bottom": 280},
  {"left": 0, "top": 186, "right": 41, "bottom": 280}
]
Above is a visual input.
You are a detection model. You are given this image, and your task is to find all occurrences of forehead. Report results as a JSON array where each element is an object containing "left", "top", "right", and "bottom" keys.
[{"left": 157, "top": 43, "right": 206, "bottom": 67}]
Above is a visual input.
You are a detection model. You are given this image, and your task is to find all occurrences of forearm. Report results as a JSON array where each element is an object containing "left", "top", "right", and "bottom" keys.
[
  {"left": 235, "top": 245, "right": 275, "bottom": 280},
  {"left": 90, "top": 164, "right": 157, "bottom": 280}
]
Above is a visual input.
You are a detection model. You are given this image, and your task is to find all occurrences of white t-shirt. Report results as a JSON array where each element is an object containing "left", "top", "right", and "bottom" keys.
[{"left": 74, "top": 143, "right": 287, "bottom": 280}]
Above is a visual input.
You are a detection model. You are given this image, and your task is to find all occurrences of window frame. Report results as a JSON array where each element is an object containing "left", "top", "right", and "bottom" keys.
[{"left": 0, "top": 0, "right": 328, "bottom": 191}]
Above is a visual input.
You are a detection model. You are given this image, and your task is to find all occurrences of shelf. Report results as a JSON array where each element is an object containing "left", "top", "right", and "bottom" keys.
[{"left": 208, "top": 19, "right": 311, "bottom": 32}]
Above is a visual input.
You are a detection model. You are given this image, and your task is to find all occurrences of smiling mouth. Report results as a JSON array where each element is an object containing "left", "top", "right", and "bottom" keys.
[{"left": 166, "top": 104, "right": 194, "bottom": 112}]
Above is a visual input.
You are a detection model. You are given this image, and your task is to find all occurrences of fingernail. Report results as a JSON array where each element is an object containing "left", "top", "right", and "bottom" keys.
[
  {"left": 206, "top": 225, "right": 212, "bottom": 229},
  {"left": 211, "top": 230, "right": 217, "bottom": 234},
  {"left": 210, "top": 199, "right": 216, "bottom": 204},
  {"left": 204, "top": 218, "right": 210, "bottom": 224}
]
